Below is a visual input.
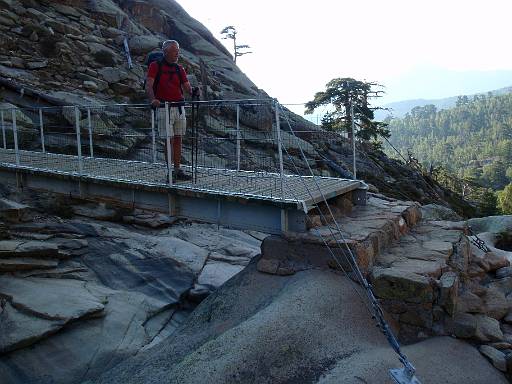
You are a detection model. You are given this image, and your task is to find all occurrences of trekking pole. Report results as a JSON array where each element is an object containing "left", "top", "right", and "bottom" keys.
[
  {"left": 191, "top": 99, "right": 195, "bottom": 182},
  {"left": 193, "top": 90, "right": 200, "bottom": 183},
  {"left": 165, "top": 102, "right": 173, "bottom": 186}
]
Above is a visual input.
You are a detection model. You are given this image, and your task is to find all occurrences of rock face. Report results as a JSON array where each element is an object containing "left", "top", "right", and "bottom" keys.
[
  {"left": 0, "top": 198, "right": 31, "bottom": 223},
  {"left": 91, "top": 263, "right": 508, "bottom": 384},
  {"left": 0, "top": 187, "right": 263, "bottom": 384},
  {"left": 0, "top": 172, "right": 510, "bottom": 382},
  {"left": 256, "top": 188, "right": 512, "bottom": 378},
  {"left": 256, "top": 190, "right": 512, "bottom": 374},
  {"left": 0, "top": 276, "right": 105, "bottom": 322}
]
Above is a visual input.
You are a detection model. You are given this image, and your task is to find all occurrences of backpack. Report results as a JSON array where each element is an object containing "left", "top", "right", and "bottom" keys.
[{"left": 144, "top": 51, "right": 185, "bottom": 98}]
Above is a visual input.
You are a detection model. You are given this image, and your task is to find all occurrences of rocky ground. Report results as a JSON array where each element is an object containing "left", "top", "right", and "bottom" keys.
[
  {"left": 256, "top": 194, "right": 512, "bottom": 381},
  {"left": 0, "top": 185, "right": 265, "bottom": 384},
  {"left": 1, "top": 179, "right": 511, "bottom": 383},
  {"left": 90, "top": 261, "right": 509, "bottom": 384}
]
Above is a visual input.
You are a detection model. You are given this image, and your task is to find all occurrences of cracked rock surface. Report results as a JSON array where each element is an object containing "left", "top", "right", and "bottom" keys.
[
  {"left": 92, "top": 262, "right": 508, "bottom": 384},
  {"left": 0, "top": 189, "right": 264, "bottom": 384}
]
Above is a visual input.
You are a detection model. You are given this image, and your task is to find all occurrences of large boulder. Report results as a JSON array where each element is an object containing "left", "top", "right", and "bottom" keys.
[
  {"left": 482, "top": 287, "right": 509, "bottom": 320},
  {"left": 453, "top": 312, "right": 477, "bottom": 339},
  {"left": 439, "top": 271, "right": 458, "bottom": 315},
  {"left": 421, "top": 203, "right": 462, "bottom": 221},
  {"left": 468, "top": 216, "right": 512, "bottom": 234},
  {"left": 91, "top": 265, "right": 508, "bottom": 384},
  {"left": 0, "top": 289, "right": 172, "bottom": 383},
  {"left": 0, "top": 300, "right": 63, "bottom": 353},
  {"left": 0, "top": 276, "right": 105, "bottom": 321},
  {"left": 479, "top": 345, "right": 507, "bottom": 372},
  {"left": 371, "top": 267, "right": 433, "bottom": 303},
  {"left": 474, "top": 314, "right": 504, "bottom": 342},
  {"left": 128, "top": 35, "right": 161, "bottom": 55}
]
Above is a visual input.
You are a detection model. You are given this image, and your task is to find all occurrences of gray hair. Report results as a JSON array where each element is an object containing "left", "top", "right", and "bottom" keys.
[{"left": 162, "top": 40, "right": 179, "bottom": 50}]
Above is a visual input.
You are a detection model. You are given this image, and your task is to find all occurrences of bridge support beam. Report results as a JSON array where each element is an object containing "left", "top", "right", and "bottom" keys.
[{"left": 0, "top": 168, "right": 309, "bottom": 234}]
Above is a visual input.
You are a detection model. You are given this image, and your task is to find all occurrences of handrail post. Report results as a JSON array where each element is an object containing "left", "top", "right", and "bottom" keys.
[
  {"left": 39, "top": 108, "right": 45, "bottom": 153},
  {"left": 0, "top": 110, "right": 5, "bottom": 149},
  {"left": 151, "top": 108, "right": 156, "bottom": 163},
  {"left": 236, "top": 103, "right": 240, "bottom": 171},
  {"left": 87, "top": 108, "right": 93, "bottom": 157},
  {"left": 274, "top": 100, "right": 284, "bottom": 201},
  {"left": 74, "top": 106, "right": 83, "bottom": 175},
  {"left": 11, "top": 109, "right": 20, "bottom": 165},
  {"left": 351, "top": 102, "right": 357, "bottom": 180},
  {"left": 165, "top": 102, "right": 173, "bottom": 186}
]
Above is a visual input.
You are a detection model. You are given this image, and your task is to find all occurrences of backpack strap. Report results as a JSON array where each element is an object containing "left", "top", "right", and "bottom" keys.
[
  {"left": 152, "top": 60, "right": 185, "bottom": 99},
  {"left": 152, "top": 58, "right": 164, "bottom": 96},
  {"left": 174, "top": 64, "right": 185, "bottom": 87},
  {"left": 167, "top": 63, "right": 185, "bottom": 92}
]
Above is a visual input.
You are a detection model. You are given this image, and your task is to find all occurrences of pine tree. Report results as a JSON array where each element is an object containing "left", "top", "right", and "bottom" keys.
[
  {"left": 497, "top": 183, "right": 512, "bottom": 214},
  {"left": 220, "top": 26, "right": 252, "bottom": 63},
  {"left": 305, "top": 78, "right": 389, "bottom": 142}
]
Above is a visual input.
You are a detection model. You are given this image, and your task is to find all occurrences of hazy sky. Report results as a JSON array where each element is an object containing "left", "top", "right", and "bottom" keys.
[{"left": 176, "top": 0, "right": 512, "bottom": 110}]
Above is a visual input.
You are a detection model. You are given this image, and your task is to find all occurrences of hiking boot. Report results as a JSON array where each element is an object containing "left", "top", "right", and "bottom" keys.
[{"left": 173, "top": 168, "right": 192, "bottom": 182}]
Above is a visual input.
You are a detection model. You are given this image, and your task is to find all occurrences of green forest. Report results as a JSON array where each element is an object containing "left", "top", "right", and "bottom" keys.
[{"left": 384, "top": 92, "right": 512, "bottom": 215}]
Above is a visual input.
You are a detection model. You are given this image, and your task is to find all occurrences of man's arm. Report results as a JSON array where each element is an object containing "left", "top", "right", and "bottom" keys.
[
  {"left": 183, "top": 81, "right": 192, "bottom": 97},
  {"left": 183, "top": 81, "right": 201, "bottom": 99},
  {"left": 146, "top": 62, "right": 161, "bottom": 108},
  {"left": 146, "top": 77, "right": 160, "bottom": 108},
  {"left": 180, "top": 66, "right": 196, "bottom": 99}
]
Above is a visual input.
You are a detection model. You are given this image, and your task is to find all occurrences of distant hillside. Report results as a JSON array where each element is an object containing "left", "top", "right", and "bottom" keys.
[
  {"left": 385, "top": 92, "right": 512, "bottom": 200},
  {"left": 376, "top": 86, "right": 512, "bottom": 119}
]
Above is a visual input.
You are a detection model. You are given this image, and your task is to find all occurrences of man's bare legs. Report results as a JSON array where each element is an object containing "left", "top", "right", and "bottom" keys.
[
  {"left": 164, "top": 135, "right": 190, "bottom": 180},
  {"left": 172, "top": 136, "right": 182, "bottom": 169},
  {"left": 164, "top": 136, "right": 181, "bottom": 167}
]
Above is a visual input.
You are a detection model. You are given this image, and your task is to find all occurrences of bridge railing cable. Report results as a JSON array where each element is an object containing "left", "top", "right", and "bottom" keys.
[{"left": 276, "top": 101, "right": 422, "bottom": 384}]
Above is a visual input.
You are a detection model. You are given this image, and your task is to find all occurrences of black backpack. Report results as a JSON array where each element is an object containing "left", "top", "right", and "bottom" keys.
[{"left": 144, "top": 51, "right": 185, "bottom": 97}]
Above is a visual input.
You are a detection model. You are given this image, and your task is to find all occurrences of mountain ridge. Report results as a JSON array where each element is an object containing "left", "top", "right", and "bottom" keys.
[{"left": 377, "top": 85, "right": 512, "bottom": 119}]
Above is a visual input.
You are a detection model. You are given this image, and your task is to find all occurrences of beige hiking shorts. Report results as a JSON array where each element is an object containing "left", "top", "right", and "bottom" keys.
[{"left": 157, "top": 105, "right": 186, "bottom": 137}]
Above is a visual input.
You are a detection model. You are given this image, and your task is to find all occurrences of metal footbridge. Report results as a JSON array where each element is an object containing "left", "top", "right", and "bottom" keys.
[{"left": 0, "top": 99, "right": 367, "bottom": 233}]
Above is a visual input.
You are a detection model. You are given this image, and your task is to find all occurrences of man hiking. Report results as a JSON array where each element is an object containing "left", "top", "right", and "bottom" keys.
[{"left": 146, "top": 39, "right": 193, "bottom": 181}]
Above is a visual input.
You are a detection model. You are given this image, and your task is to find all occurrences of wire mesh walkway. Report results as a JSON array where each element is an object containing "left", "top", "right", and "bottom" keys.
[{"left": 0, "top": 148, "right": 362, "bottom": 209}]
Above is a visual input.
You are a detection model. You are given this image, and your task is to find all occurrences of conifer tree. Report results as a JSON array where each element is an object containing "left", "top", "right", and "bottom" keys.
[
  {"left": 305, "top": 78, "right": 389, "bottom": 142},
  {"left": 498, "top": 184, "right": 512, "bottom": 214},
  {"left": 220, "top": 26, "right": 252, "bottom": 63}
]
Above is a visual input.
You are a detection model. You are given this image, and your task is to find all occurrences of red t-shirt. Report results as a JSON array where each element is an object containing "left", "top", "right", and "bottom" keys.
[{"left": 147, "top": 61, "right": 188, "bottom": 102}]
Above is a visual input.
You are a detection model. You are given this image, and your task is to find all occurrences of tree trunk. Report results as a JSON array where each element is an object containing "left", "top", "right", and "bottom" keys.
[
  {"left": 344, "top": 98, "right": 352, "bottom": 142},
  {"left": 233, "top": 34, "right": 237, "bottom": 64}
]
